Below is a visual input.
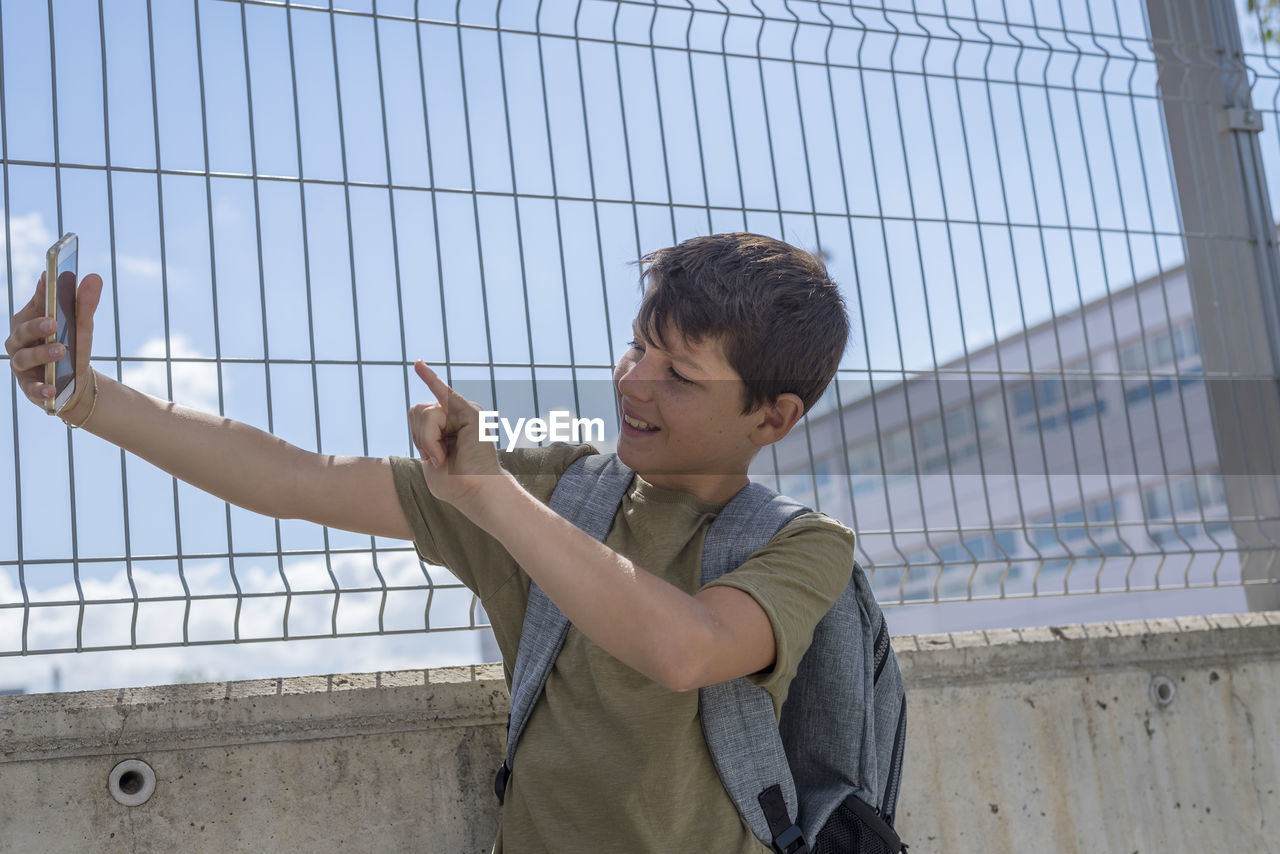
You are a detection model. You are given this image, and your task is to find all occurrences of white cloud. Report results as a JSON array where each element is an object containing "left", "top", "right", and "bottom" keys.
[
  {"left": 1, "top": 210, "right": 56, "bottom": 311},
  {"left": 114, "top": 253, "right": 164, "bottom": 280},
  {"left": 120, "top": 334, "right": 224, "bottom": 413},
  {"left": 0, "top": 551, "right": 487, "bottom": 694},
  {"left": 213, "top": 197, "right": 247, "bottom": 232}
]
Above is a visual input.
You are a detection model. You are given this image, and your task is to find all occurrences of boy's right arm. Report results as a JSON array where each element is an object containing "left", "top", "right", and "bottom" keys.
[{"left": 6, "top": 272, "right": 414, "bottom": 542}]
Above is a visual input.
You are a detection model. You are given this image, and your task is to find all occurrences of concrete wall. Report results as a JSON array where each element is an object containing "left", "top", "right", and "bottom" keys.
[
  {"left": 895, "top": 612, "right": 1278, "bottom": 852},
  {"left": 2, "top": 613, "right": 1276, "bottom": 853},
  {"left": 0, "top": 667, "right": 507, "bottom": 853}
]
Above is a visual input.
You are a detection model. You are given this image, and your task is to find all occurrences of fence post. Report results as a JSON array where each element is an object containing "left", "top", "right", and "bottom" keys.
[{"left": 1145, "top": 0, "right": 1280, "bottom": 610}]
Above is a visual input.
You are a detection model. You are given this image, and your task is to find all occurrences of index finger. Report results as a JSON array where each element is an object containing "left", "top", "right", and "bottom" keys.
[
  {"left": 413, "top": 361, "right": 465, "bottom": 408},
  {"left": 14, "top": 272, "right": 46, "bottom": 326},
  {"left": 7, "top": 275, "right": 45, "bottom": 351}
]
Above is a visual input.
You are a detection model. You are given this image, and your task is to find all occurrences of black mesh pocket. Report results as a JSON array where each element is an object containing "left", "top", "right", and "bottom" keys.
[{"left": 812, "top": 794, "right": 904, "bottom": 854}]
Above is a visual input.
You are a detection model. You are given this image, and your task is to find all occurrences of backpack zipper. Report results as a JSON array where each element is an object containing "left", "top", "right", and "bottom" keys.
[
  {"left": 873, "top": 617, "right": 890, "bottom": 684},
  {"left": 881, "top": 693, "right": 907, "bottom": 820}
]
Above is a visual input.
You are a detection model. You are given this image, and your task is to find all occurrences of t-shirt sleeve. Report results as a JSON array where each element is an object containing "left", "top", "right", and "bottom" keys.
[
  {"left": 388, "top": 442, "right": 598, "bottom": 601},
  {"left": 701, "top": 512, "right": 854, "bottom": 705}
]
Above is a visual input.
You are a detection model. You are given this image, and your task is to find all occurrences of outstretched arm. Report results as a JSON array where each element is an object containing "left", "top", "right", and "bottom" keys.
[
  {"left": 6, "top": 273, "right": 412, "bottom": 541},
  {"left": 408, "top": 362, "right": 777, "bottom": 692}
]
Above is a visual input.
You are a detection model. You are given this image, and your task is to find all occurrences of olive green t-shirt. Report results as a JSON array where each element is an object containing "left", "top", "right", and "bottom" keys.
[{"left": 389, "top": 443, "right": 854, "bottom": 854}]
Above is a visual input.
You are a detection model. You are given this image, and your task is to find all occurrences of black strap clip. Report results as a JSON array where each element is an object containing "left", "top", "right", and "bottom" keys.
[
  {"left": 493, "top": 761, "right": 511, "bottom": 805},
  {"left": 758, "top": 784, "right": 808, "bottom": 854},
  {"left": 774, "top": 823, "right": 808, "bottom": 854}
]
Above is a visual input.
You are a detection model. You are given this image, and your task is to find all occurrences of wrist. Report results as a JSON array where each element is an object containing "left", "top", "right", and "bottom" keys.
[
  {"left": 57, "top": 368, "right": 100, "bottom": 427},
  {"left": 457, "top": 469, "right": 522, "bottom": 528}
]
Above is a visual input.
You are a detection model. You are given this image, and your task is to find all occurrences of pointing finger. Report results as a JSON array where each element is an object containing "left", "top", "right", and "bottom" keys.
[{"left": 414, "top": 360, "right": 465, "bottom": 408}]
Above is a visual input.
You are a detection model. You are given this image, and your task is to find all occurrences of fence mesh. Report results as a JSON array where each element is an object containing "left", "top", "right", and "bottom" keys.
[{"left": 2, "top": 0, "right": 1279, "bottom": 685}]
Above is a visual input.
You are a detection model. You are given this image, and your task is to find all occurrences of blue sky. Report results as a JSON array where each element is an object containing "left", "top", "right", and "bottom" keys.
[{"left": 2, "top": 0, "right": 1274, "bottom": 691}]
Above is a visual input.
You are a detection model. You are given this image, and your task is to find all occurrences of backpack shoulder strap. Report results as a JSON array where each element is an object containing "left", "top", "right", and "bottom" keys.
[
  {"left": 699, "top": 482, "right": 811, "bottom": 852},
  {"left": 698, "top": 483, "right": 810, "bottom": 589},
  {"left": 495, "top": 451, "right": 634, "bottom": 804}
]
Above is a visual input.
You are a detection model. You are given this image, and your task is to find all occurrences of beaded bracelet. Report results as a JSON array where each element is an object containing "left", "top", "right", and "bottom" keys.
[{"left": 62, "top": 370, "right": 99, "bottom": 430}]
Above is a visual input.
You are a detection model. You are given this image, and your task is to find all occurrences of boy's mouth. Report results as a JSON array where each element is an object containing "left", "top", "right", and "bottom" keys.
[{"left": 622, "top": 412, "right": 660, "bottom": 432}]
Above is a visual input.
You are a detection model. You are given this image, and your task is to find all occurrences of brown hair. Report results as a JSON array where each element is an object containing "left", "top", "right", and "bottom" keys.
[{"left": 636, "top": 232, "right": 849, "bottom": 415}]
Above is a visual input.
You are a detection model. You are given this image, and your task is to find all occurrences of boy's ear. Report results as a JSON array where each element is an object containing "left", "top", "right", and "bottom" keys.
[{"left": 750, "top": 392, "right": 805, "bottom": 446}]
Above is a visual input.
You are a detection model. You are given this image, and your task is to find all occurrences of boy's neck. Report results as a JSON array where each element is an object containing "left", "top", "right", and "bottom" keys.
[{"left": 631, "top": 471, "right": 751, "bottom": 506}]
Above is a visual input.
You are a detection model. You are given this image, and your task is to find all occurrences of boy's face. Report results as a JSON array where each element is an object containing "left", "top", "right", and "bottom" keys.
[{"left": 613, "top": 319, "right": 768, "bottom": 499}]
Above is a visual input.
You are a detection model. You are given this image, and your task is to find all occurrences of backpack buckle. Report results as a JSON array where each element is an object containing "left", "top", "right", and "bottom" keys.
[
  {"left": 493, "top": 761, "right": 511, "bottom": 805},
  {"left": 774, "top": 823, "right": 808, "bottom": 854}
]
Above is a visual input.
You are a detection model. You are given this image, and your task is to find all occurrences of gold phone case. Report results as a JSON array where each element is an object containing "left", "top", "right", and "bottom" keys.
[
  {"left": 44, "top": 233, "right": 77, "bottom": 414},
  {"left": 43, "top": 242, "right": 58, "bottom": 413}
]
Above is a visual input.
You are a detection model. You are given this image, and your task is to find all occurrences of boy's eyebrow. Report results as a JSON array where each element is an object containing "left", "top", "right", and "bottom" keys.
[{"left": 631, "top": 321, "right": 708, "bottom": 374}]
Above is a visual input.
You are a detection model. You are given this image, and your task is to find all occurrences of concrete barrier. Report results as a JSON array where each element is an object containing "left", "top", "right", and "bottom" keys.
[
  {"left": 894, "top": 612, "right": 1278, "bottom": 852},
  {"left": 0, "top": 667, "right": 508, "bottom": 853},
  {"left": 1, "top": 613, "right": 1276, "bottom": 853}
]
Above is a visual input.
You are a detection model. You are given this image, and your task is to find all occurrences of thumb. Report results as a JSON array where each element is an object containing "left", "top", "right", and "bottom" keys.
[{"left": 74, "top": 274, "right": 103, "bottom": 374}]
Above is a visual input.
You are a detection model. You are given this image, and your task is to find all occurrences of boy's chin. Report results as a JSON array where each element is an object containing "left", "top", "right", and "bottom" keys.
[
  {"left": 615, "top": 443, "right": 735, "bottom": 477},
  {"left": 614, "top": 440, "right": 644, "bottom": 471},
  {"left": 615, "top": 439, "right": 669, "bottom": 475}
]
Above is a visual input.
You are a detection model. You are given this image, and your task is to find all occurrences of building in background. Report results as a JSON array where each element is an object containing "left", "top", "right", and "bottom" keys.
[{"left": 765, "top": 262, "right": 1246, "bottom": 632}]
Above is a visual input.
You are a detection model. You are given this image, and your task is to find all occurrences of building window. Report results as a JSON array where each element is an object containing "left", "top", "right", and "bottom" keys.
[
  {"left": 1120, "top": 322, "right": 1203, "bottom": 406},
  {"left": 846, "top": 441, "right": 885, "bottom": 498}
]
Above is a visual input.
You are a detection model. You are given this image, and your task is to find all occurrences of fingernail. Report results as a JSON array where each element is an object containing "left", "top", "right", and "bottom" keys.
[
  {"left": 42, "top": 386, "right": 54, "bottom": 398},
  {"left": 41, "top": 318, "right": 55, "bottom": 333},
  {"left": 51, "top": 345, "right": 65, "bottom": 357}
]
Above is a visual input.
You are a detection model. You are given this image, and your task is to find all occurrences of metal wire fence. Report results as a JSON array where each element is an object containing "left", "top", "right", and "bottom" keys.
[{"left": 2, "top": 0, "right": 1280, "bottom": 686}]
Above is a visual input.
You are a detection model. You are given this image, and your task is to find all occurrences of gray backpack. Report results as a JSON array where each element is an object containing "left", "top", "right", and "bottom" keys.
[{"left": 493, "top": 453, "right": 908, "bottom": 854}]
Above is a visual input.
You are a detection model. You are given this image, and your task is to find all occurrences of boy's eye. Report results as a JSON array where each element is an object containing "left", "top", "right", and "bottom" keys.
[{"left": 627, "top": 339, "right": 694, "bottom": 385}]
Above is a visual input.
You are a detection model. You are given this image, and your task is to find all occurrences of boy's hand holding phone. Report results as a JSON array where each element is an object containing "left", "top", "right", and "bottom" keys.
[{"left": 6, "top": 254, "right": 103, "bottom": 426}]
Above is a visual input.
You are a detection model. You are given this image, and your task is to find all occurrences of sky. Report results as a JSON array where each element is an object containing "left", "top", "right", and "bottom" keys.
[{"left": 1, "top": 0, "right": 1276, "bottom": 692}]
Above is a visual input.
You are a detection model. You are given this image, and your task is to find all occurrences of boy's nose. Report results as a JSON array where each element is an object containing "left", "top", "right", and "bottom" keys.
[
  {"left": 616, "top": 357, "right": 658, "bottom": 400},
  {"left": 616, "top": 371, "right": 649, "bottom": 401}
]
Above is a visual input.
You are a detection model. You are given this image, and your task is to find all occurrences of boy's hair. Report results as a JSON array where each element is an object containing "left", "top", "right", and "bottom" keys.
[{"left": 636, "top": 232, "right": 849, "bottom": 415}]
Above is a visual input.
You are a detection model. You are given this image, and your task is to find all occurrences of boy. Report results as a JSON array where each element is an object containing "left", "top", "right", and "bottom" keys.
[{"left": 6, "top": 232, "right": 854, "bottom": 852}]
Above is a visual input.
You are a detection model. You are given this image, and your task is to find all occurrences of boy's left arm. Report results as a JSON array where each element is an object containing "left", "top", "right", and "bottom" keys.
[{"left": 410, "top": 362, "right": 790, "bottom": 693}]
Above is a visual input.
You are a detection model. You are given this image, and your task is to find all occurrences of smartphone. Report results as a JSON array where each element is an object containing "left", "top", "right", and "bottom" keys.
[{"left": 44, "top": 233, "right": 78, "bottom": 414}]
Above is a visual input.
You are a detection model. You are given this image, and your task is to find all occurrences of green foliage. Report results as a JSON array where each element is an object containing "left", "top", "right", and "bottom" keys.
[{"left": 1250, "top": 0, "right": 1280, "bottom": 44}]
